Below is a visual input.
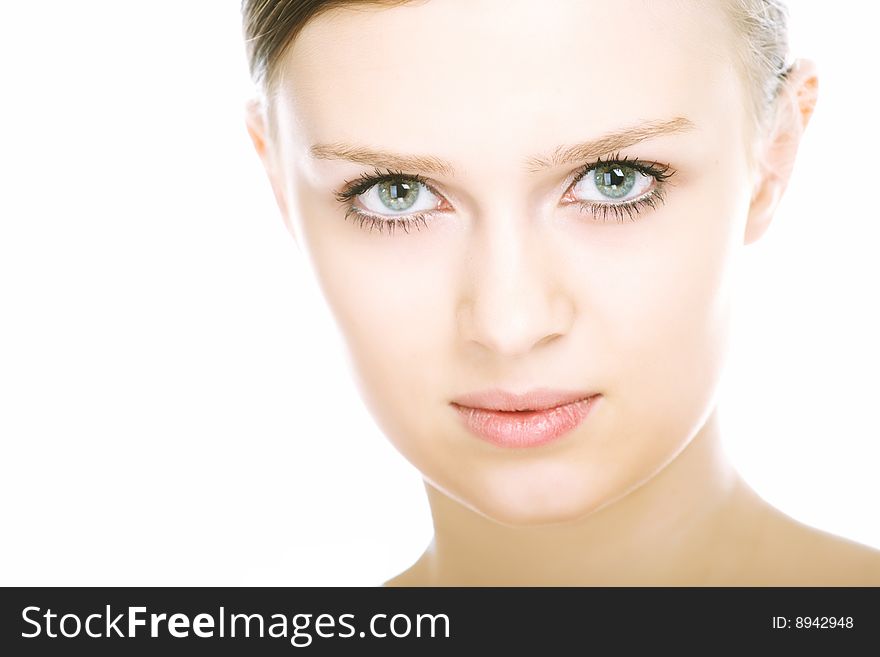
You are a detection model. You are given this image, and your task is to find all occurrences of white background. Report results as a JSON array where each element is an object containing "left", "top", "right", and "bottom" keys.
[{"left": 0, "top": 1, "right": 877, "bottom": 585}]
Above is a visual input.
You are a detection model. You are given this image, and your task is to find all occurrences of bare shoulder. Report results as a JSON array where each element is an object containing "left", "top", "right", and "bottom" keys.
[
  {"left": 381, "top": 558, "right": 431, "bottom": 587},
  {"left": 381, "top": 571, "right": 416, "bottom": 587},
  {"left": 740, "top": 505, "right": 880, "bottom": 585}
]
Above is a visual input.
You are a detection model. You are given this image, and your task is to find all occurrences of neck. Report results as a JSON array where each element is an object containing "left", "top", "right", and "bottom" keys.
[{"left": 418, "top": 407, "right": 752, "bottom": 585}]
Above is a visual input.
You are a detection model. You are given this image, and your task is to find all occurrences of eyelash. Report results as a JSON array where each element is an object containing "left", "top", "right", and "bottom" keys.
[
  {"left": 335, "top": 167, "right": 436, "bottom": 236},
  {"left": 334, "top": 152, "right": 676, "bottom": 236}
]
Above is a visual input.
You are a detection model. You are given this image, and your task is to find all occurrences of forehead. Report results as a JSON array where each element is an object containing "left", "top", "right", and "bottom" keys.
[{"left": 275, "top": 0, "right": 743, "bottom": 168}]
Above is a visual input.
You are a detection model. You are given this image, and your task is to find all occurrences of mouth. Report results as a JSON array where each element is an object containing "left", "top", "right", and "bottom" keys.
[
  {"left": 449, "top": 388, "right": 601, "bottom": 448},
  {"left": 450, "top": 387, "right": 599, "bottom": 412}
]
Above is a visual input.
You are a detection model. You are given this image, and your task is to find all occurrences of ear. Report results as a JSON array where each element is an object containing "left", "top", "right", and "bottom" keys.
[
  {"left": 744, "top": 58, "right": 819, "bottom": 245},
  {"left": 244, "top": 98, "right": 298, "bottom": 246}
]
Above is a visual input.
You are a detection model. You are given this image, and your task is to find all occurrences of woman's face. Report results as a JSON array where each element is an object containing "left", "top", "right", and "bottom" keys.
[{"left": 265, "top": 0, "right": 758, "bottom": 525}]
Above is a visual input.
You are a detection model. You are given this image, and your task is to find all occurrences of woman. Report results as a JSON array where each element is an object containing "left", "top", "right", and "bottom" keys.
[{"left": 241, "top": 0, "right": 880, "bottom": 585}]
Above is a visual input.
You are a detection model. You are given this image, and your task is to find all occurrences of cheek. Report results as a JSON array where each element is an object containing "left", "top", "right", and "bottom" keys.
[
  {"left": 295, "top": 199, "right": 452, "bottom": 451},
  {"left": 591, "top": 181, "right": 743, "bottom": 446},
  {"left": 610, "top": 237, "right": 730, "bottom": 394}
]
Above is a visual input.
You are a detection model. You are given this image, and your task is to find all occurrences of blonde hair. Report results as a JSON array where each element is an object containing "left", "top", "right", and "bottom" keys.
[{"left": 723, "top": 0, "right": 795, "bottom": 142}]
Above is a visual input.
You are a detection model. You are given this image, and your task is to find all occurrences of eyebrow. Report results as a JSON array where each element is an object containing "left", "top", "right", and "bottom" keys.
[
  {"left": 523, "top": 117, "right": 695, "bottom": 172},
  {"left": 309, "top": 116, "right": 695, "bottom": 177}
]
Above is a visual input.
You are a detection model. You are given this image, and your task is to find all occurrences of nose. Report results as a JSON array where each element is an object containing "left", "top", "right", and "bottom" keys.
[{"left": 456, "top": 217, "right": 574, "bottom": 358}]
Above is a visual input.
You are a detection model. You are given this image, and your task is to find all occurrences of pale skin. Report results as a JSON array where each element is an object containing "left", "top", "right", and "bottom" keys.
[{"left": 246, "top": 0, "right": 880, "bottom": 585}]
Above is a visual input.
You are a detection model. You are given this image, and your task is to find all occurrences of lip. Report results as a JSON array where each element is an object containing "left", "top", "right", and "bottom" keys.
[{"left": 450, "top": 388, "right": 601, "bottom": 448}]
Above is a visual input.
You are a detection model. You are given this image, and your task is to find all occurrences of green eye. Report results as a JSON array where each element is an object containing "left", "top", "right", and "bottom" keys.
[
  {"left": 378, "top": 180, "right": 420, "bottom": 211},
  {"left": 593, "top": 164, "right": 636, "bottom": 199}
]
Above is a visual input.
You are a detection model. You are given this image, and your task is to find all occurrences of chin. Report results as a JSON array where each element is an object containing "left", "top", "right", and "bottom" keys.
[{"left": 455, "top": 469, "right": 624, "bottom": 528}]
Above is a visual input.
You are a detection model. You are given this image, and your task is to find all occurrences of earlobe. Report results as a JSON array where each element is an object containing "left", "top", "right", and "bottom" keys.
[
  {"left": 744, "top": 58, "right": 819, "bottom": 246},
  {"left": 743, "top": 177, "right": 781, "bottom": 245}
]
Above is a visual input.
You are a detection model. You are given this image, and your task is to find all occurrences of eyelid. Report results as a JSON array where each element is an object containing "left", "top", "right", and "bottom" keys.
[
  {"left": 568, "top": 153, "right": 674, "bottom": 187},
  {"left": 336, "top": 167, "right": 441, "bottom": 204}
]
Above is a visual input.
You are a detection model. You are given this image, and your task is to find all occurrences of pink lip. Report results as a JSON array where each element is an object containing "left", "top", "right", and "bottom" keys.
[{"left": 450, "top": 388, "right": 601, "bottom": 448}]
